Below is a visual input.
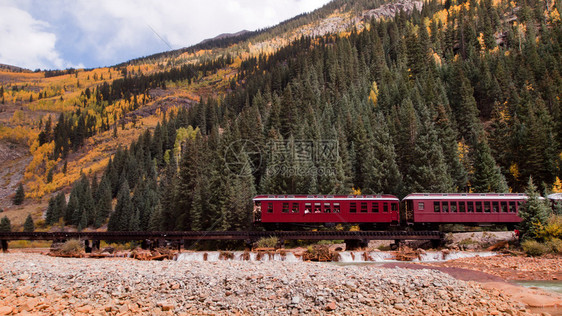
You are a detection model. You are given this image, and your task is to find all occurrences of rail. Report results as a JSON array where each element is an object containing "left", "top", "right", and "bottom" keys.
[{"left": 0, "top": 230, "right": 443, "bottom": 241}]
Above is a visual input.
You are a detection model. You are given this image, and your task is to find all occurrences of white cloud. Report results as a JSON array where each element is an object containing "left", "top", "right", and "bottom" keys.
[
  {"left": 0, "top": 0, "right": 332, "bottom": 69},
  {"left": 0, "top": 4, "right": 67, "bottom": 69}
]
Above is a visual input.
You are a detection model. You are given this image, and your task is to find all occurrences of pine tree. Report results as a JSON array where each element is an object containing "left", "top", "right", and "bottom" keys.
[
  {"left": 13, "top": 183, "right": 24, "bottom": 205},
  {"left": 471, "top": 139, "right": 509, "bottom": 193},
  {"left": 159, "top": 154, "right": 178, "bottom": 231},
  {"left": 45, "top": 196, "right": 57, "bottom": 225},
  {"left": 365, "top": 112, "right": 402, "bottom": 194},
  {"left": 64, "top": 186, "right": 79, "bottom": 225},
  {"left": 23, "top": 214, "right": 34, "bottom": 232},
  {"left": 512, "top": 96, "right": 558, "bottom": 190},
  {"left": 54, "top": 192, "right": 66, "bottom": 224},
  {"left": 554, "top": 201, "right": 562, "bottom": 216},
  {"left": 95, "top": 176, "right": 112, "bottom": 227},
  {"left": 148, "top": 203, "right": 163, "bottom": 231},
  {"left": 447, "top": 65, "right": 482, "bottom": 145},
  {"left": 108, "top": 181, "right": 133, "bottom": 231},
  {"left": 80, "top": 176, "right": 95, "bottom": 227},
  {"left": 46, "top": 168, "right": 54, "bottom": 183},
  {"left": 518, "top": 177, "right": 550, "bottom": 241},
  {"left": 0, "top": 216, "right": 10, "bottom": 232}
]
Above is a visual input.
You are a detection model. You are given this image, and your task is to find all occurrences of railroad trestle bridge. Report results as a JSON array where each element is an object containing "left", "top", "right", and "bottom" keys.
[{"left": 0, "top": 231, "right": 444, "bottom": 252}]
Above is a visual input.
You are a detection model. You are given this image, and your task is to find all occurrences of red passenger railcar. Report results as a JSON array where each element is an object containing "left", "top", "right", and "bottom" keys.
[
  {"left": 253, "top": 195, "right": 400, "bottom": 225},
  {"left": 403, "top": 193, "right": 527, "bottom": 227}
]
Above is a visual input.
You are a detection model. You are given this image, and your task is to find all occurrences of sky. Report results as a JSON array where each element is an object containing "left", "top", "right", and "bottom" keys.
[{"left": 0, "top": 0, "right": 331, "bottom": 70}]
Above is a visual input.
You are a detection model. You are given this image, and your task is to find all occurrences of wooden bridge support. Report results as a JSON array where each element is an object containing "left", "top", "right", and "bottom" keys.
[
  {"left": 84, "top": 240, "right": 92, "bottom": 253},
  {"left": 390, "top": 239, "right": 401, "bottom": 250},
  {"left": 0, "top": 231, "right": 445, "bottom": 251}
]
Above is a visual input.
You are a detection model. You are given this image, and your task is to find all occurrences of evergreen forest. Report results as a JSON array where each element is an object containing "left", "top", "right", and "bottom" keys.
[{"left": 43, "top": 0, "right": 562, "bottom": 232}]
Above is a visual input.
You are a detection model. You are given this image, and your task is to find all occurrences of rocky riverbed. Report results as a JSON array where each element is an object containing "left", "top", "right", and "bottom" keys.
[
  {"left": 418, "top": 254, "right": 562, "bottom": 281},
  {"left": 0, "top": 253, "right": 538, "bottom": 315}
]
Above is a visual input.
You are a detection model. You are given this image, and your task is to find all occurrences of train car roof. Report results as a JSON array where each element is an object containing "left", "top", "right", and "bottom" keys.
[
  {"left": 402, "top": 193, "right": 530, "bottom": 200},
  {"left": 548, "top": 193, "right": 562, "bottom": 200},
  {"left": 253, "top": 194, "right": 399, "bottom": 201}
]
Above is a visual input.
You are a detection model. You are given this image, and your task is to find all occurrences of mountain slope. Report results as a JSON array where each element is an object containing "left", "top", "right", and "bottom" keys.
[{"left": 1, "top": 0, "right": 561, "bottom": 231}]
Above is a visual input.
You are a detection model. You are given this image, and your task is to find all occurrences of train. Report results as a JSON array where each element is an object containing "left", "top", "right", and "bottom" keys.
[{"left": 252, "top": 193, "right": 561, "bottom": 230}]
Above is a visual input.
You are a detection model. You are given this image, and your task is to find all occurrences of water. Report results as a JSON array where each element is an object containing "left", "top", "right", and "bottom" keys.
[
  {"left": 413, "top": 251, "right": 497, "bottom": 262},
  {"left": 514, "top": 280, "right": 562, "bottom": 294},
  {"left": 176, "top": 251, "right": 303, "bottom": 262},
  {"left": 206, "top": 252, "right": 220, "bottom": 262},
  {"left": 176, "top": 252, "right": 205, "bottom": 261},
  {"left": 368, "top": 251, "right": 394, "bottom": 262},
  {"left": 176, "top": 250, "right": 496, "bottom": 263},
  {"left": 337, "top": 251, "right": 395, "bottom": 263}
]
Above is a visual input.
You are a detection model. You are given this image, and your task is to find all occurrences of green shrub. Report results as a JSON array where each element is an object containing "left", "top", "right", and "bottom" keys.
[
  {"left": 521, "top": 240, "right": 549, "bottom": 256},
  {"left": 546, "top": 238, "right": 562, "bottom": 254},
  {"left": 536, "top": 215, "right": 562, "bottom": 241},
  {"left": 254, "top": 236, "right": 278, "bottom": 248},
  {"left": 60, "top": 239, "right": 83, "bottom": 255},
  {"left": 317, "top": 240, "right": 343, "bottom": 245}
]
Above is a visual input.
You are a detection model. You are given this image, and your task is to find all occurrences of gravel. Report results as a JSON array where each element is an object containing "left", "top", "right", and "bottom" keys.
[{"left": 0, "top": 253, "right": 536, "bottom": 315}]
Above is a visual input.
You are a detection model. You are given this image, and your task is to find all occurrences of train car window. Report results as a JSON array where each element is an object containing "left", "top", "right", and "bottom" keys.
[
  {"left": 451, "top": 202, "right": 457, "bottom": 212},
  {"left": 383, "top": 203, "right": 389, "bottom": 212},
  {"left": 361, "top": 202, "right": 368, "bottom": 213},
  {"left": 324, "top": 203, "right": 331, "bottom": 213},
  {"left": 267, "top": 203, "right": 273, "bottom": 213},
  {"left": 334, "top": 203, "right": 341, "bottom": 213},
  {"left": 282, "top": 203, "right": 289, "bottom": 213},
  {"left": 467, "top": 202, "right": 474, "bottom": 213},
  {"left": 350, "top": 202, "right": 357, "bottom": 213},
  {"left": 501, "top": 202, "right": 508, "bottom": 212},
  {"left": 372, "top": 203, "right": 379, "bottom": 213},
  {"left": 392, "top": 203, "right": 398, "bottom": 211},
  {"left": 484, "top": 202, "right": 491, "bottom": 213},
  {"left": 305, "top": 203, "right": 312, "bottom": 214},
  {"left": 418, "top": 202, "right": 424, "bottom": 210},
  {"left": 434, "top": 201, "right": 440, "bottom": 212},
  {"left": 442, "top": 201, "right": 449, "bottom": 212},
  {"left": 509, "top": 201, "right": 516, "bottom": 213},
  {"left": 459, "top": 202, "right": 466, "bottom": 212},
  {"left": 476, "top": 202, "right": 483, "bottom": 212},
  {"left": 314, "top": 203, "right": 321, "bottom": 213},
  {"left": 492, "top": 202, "right": 499, "bottom": 212},
  {"left": 292, "top": 203, "right": 299, "bottom": 213}
]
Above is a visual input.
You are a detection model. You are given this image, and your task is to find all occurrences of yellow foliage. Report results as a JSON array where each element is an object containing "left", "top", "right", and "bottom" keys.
[
  {"left": 509, "top": 163, "right": 520, "bottom": 181},
  {"left": 491, "top": 0, "right": 503, "bottom": 6},
  {"left": 553, "top": 177, "right": 562, "bottom": 193},
  {"left": 349, "top": 225, "right": 361, "bottom": 232},
  {"left": 11, "top": 110, "right": 26, "bottom": 124},
  {"left": 350, "top": 187, "right": 361, "bottom": 195},
  {"left": 536, "top": 216, "right": 562, "bottom": 241},
  {"left": 477, "top": 32, "right": 486, "bottom": 52},
  {"left": 25, "top": 141, "right": 57, "bottom": 182},
  {"left": 497, "top": 100, "right": 511, "bottom": 122},
  {"left": 457, "top": 141, "right": 470, "bottom": 164},
  {"left": 548, "top": 8, "right": 561, "bottom": 23},
  {"left": 432, "top": 9, "right": 449, "bottom": 28},
  {"left": 368, "top": 81, "right": 379, "bottom": 107},
  {"left": 432, "top": 52, "right": 442, "bottom": 66},
  {"left": 0, "top": 125, "right": 37, "bottom": 145},
  {"left": 173, "top": 126, "right": 200, "bottom": 158}
]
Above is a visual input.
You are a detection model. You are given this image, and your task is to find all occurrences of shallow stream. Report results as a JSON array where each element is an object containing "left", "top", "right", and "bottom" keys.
[
  {"left": 514, "top": 280, "right": 562, "bottom": 294},
  {"left": 175, "top": 250, "right": 497, "bottom": 263}
]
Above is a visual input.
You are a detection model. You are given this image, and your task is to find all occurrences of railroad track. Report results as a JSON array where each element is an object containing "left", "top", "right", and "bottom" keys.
[
  {"left": 0, "top": 230, "right": 443, "bottom": 241},
  {"left": 0, "top": 231, "right": 444, "bottom": 252}
]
